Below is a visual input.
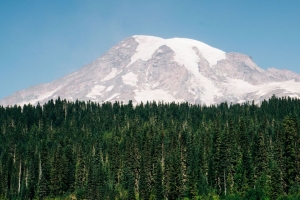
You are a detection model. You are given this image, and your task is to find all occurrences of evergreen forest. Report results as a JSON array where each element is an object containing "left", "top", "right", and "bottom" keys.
[{"left": 0, "top": 96, "right": 300, "bottom": 200}]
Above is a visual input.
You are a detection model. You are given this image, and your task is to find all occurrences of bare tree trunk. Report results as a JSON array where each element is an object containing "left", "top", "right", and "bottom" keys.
[
  {"left": 224, "top": 169, "right": 227, "bottom": 196},
  {"left": 18, "top": 160, "right": 21, "bottom": 193}
]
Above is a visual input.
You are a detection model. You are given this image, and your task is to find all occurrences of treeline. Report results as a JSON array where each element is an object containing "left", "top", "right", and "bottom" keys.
[{"left": 0, "top": 96, "right": 299, "bottom": 200}]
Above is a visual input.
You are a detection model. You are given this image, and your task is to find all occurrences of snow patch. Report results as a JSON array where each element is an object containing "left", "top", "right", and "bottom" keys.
[
  {"left": 223, "top": 78, "right": 300, "bottom": 98},
  {"left": 102, "top": 68, "right": 120, "bottom": 81},
  {"left": 20, "top": 87, "right": 61, "bottom": 105},
  {"left": 152, "top": 82, "right": 160, "bottom": 88},
  {"left": 105, "top": 93, "right": 120, "bottom": 102},
  {"left": 223, "top": 78, "right": 257, "bottom": 96},
  {"left": 188, "top": 75, "right": 223, "bottom": 105},
  {"left": 288, "top": 94, "right": 299, "bottom": 98},
  {"left": 255, "top": 79, "right": 300, "bottom": 96},
  {"left": 122, "top": 72, "right": 138, "bottom": 86},
  {"left": 237, "top": 100, "right": 247, "bottom": 104},
  {"left": 106, "top": 85, "right": 114, "bottom": 92},
  {"left": 134, "top": 88, "right": 184, "bottom": 103},
  {"left": 86, "top": 85, "right": 106, "bottom": 99}
]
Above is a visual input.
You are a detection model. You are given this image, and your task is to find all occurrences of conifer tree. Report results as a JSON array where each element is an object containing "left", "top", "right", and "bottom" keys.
[
  {"left": 139, "top": 156, "right": 148, "bottom": 200},
  {"left": 50, "top": 144, "right": 63, "bottom": 196},
  {"left": 210, "top": 120, "right": 222, "bottom": 192},
  {"left": 283, "top": 115, "right": 298, "bottom": 193},
  {"left": 255, "top": 131, "right": 268, "bottom": 178},
  {"left": 270, "top": 160, "right": 284, "bottom": 199},
  {"left": 154, "top": 161, "right": 164, "bottom": 200},
  {"left": 220, "top": 127, "right": 230, "bottom": 196},
  {"left": 75, "top": 147, "right": 86, "bottom": 193}
]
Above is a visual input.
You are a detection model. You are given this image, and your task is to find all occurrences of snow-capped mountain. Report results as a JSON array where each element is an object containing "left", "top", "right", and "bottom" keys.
[{"left": 1, "top": 35, "right": 300, "bottom": 106}]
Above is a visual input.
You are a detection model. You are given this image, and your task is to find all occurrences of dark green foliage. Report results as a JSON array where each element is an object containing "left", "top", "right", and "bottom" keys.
[
  {"left": 283, "top": 115, "right": 299, "bottom": 193},
  {"left": 154, "top": 161, "right": 164, "bottom": 200},
  {"left": 0, "top": 96, "right": 299, "bottom": 199},
  {"left": 270, "top": 160, "right": 284, "bottom": 199}
]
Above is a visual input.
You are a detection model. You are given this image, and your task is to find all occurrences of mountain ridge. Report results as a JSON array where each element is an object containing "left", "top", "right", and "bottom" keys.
[{"left": 1, "top": 35, "right": 299, "bottom": 106}]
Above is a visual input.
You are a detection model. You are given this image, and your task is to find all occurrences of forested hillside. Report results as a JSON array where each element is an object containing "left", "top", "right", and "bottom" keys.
[{"left": 0, "top": 96, "right": 299, "bottom": 199}]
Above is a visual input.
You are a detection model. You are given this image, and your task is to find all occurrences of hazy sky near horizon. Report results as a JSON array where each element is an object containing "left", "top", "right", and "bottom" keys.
[{"left": 1, "top": 0, "right": 300, "bottom": 99}]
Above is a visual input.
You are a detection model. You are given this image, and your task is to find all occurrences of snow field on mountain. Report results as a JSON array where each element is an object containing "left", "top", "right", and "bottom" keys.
[
  {"left": 132, "top": 35, "right": 226, "bottom": 68},
  {"left": 86, "top": 85, "right": 106, "bottom": 98},
  {"left": 223, "top": 78, "right": 300, "bottom": 97},
  {"left": 20, "top": 87, "right": 61, "bottom": 105},
  {"left": 122, "top": 72, "right": 138, "bottom": 86},
  {"left": 105, "top": 93, "right": 120, "bottom": 102},
  {"left": 223, "top": 78, "right": 257, "bottom": 96},
  {"left": 189, "top": 75, "right": 223, "bottom": 105},
  {"left": 102, "top": 68, "right": 119, "bottom": 81},
  {"left": 106, "top": 85, "right": 114, "bottom": 92},
  {"left": 255, "top": 79, "right": 300, "bottom": 96}
]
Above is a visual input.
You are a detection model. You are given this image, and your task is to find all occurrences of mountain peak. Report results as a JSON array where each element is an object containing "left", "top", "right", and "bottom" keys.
[
  {"left": 0, "top": 35, "right": 299, "bottom": 106},
  {"left": 131, "top": 35, "right": 226, "bottom": 67}
]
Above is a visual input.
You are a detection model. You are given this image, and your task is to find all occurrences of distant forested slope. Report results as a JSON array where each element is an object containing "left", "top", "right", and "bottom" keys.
[{"left": 0, "top": 96, "right": 299, "bottom": 199}]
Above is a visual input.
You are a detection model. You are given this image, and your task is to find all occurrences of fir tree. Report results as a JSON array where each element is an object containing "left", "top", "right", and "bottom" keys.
[{"left": 283, "top": 115, "right": 298, "bottom": 193}]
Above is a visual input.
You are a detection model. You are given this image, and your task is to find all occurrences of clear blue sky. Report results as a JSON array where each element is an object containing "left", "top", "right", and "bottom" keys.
[{"left": 1, "top": 0, "right": 300, "bottom": 99}]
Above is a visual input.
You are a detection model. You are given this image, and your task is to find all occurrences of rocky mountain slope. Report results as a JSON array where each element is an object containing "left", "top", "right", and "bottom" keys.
[{"left": 1, "top": 35, "right": 299, "bottom": 106}]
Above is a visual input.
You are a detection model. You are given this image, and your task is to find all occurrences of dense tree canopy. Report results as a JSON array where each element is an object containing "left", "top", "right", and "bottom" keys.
[{"left": 0, "top": 96, "right": 299, "bottom": 199}]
